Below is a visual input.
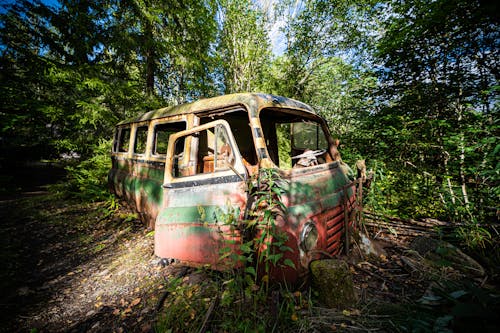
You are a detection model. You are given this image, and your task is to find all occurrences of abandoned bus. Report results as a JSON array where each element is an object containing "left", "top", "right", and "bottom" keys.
[{"left": 109, "top": 93, "right": 361, "bottom": 283}]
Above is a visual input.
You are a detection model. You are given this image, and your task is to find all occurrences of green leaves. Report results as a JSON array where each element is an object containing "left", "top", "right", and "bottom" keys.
[
  {"left": 61, "top": 139, "right": 113, "bottom": 201},
  {"left": 283, "top": 258, "right": 296, "bottom": 269},
  {"left": 217, "top": 0, "right": 271, "bottom": 93},
  {"left": 0, "top": 0, "right": 219, "bottom": 163},
  {"left": 244, "top": 266, "right": 256, "bottom": 277},
  {"left": 1, "top": 0, "right": 497, "bottom": 244},
  {"left": 345, "top": 0, "right": 500, "bottom": 227},
  {"left": 240, "top": 241, "right": 253, "bottom": 254}
]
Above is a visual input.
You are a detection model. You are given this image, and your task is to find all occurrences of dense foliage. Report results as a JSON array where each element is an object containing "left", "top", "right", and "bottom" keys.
[
  {"left": 0, "top": 0, "right": 498, "bottom": 244},
  {"left": 369, "top": 0, "right": 499, "bottom": 224}
]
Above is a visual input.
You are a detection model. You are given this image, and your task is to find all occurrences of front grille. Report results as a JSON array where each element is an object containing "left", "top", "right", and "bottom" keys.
[
  {"left": 325, "top": 207, "right": 345, "bottom": 255},
  {"left": 324, "top": 191, "right": 357, "bottom": 256}
]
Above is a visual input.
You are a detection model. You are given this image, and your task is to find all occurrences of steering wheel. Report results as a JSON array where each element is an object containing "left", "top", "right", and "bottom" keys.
[{"left": 291, "top": 149, "right": 326, "bottom": 160}]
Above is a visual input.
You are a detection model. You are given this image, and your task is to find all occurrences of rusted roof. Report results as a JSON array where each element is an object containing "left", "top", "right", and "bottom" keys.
[{"left": 117, "top": 93, "right": 316, "bottom": 125}]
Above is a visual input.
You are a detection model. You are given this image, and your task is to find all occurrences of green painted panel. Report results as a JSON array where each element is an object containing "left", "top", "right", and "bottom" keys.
[
  {"left": 157, "top": 205, "right": 240, "bottom": 225},
  {"left": 284, "top": 163, "right": 354, "bottom": 222}
]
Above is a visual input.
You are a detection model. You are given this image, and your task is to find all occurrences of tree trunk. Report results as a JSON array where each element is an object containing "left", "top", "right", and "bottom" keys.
[
  {"left": 145, "top": 21, "right": 155, "bottom": 96},
  {"left": 457, "top": 91, "right": 469, "bottom": 207}
]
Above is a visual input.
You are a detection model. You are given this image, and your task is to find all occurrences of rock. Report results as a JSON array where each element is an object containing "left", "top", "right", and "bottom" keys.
[
  {"left": 410, "top": 237, "right": 485, "bottom": 277},
  {"left": 357, "top": 232, "right": 387, "bottom": 258},
  {"left": 410, "top": 236, "right": 440, "bottom": 255},
  {"left": 310, "top": 259, "right": 356, "bottom": 308}
]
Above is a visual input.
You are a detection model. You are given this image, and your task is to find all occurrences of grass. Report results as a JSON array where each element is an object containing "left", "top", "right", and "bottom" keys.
[{"left": 155, "top": 269, "right": 313, "bottom": 333}]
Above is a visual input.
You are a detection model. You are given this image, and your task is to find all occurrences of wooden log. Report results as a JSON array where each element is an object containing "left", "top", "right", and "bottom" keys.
[{"left": 363, "top": 211, "right": 448, "bottom": 227}]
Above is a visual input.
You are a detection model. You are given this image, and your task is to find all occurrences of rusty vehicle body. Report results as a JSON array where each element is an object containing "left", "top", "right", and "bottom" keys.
[{"left": 109, "top": 93, "right": 361, "bottom": 283}]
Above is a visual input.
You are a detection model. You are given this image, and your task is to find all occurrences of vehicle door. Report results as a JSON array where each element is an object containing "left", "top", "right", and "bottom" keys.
[{"left": 154, "top": 120, "right": 249, "bottom": 268}]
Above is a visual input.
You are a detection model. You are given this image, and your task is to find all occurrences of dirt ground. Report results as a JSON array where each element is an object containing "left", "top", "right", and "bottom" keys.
[
  {"left": 1, "top": 187, "right": 499, "bottom": 332},
  {"left": 0, "top": 191, "right": 169, "bottom": 332}
]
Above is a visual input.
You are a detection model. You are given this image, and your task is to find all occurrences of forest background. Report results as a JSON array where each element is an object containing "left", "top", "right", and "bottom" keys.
[{"left": 0, "top": 0, "right": 498, "bottom": 252}]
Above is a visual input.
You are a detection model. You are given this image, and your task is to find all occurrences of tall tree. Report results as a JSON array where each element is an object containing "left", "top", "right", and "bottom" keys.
[
  {"left": 273, "top": 0, "right": 376, "bottom": 99},
  {"left": 109, "top": 0, "right": 218, "bottom": 103},
  {"left": 0, "top": 0, "right": 124, "bottom": 158},
  {"left": 372, "top": 0, "right": 499, "bottom": 221},
  {"left": 0, "top": 0, "right": 219, "bottom": 161},
  {"left": 261, "top": 0, "right": 378, "bottom": 163},
  {"left": 217, "top": 0, "right": 271, "bottom": 93}
]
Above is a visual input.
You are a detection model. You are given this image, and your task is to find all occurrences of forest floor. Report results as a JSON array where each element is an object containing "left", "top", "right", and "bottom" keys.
[{"left": 1, "top": 178, "right": 499, "bottom": 332}]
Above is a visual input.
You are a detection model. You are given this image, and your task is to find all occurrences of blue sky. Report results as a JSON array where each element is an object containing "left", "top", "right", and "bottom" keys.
[
  {"left": 1, "top": 0, "right": 289, "bottom": 55},
  {"left": 0, "top": 0, "right": 60, "bottom": 13}
]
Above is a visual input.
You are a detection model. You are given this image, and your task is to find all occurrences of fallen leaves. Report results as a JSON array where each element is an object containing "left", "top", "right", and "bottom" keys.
[
  {"left": 130, "top": 297, "right": 141, "bottom": 307},
  {"left": 342, "top": 309, "right": 361, "bottom": 317},
  {"left": 112, "top": 297, "right": 143, "bottom": 317},
  {"left": 2, "top": 193, "right": 167, "bottom": 333},
  {"left": 352, "top": 245, "right": 428, "bottom": 304}
]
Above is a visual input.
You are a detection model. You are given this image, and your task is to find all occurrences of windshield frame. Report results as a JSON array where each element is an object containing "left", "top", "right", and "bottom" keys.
[{"left": 256, "top": 107, "right": 336, "bottom": 170}]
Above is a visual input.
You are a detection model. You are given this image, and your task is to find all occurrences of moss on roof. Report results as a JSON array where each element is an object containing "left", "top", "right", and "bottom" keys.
[{"left": 117, "top": 93, "right": 315, "bottom": 125}]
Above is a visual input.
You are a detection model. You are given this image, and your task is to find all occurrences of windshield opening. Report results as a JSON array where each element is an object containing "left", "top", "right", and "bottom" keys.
[{"left": 259, "top": 108, "right": 331, "bottom": 170}]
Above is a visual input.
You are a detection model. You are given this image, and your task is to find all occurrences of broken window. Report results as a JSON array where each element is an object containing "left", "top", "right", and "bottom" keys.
[
  {"left": 171, "top": 124, "right": 235, "bottom": 178},
  {"left": 134, "top": 126, "right": 148, "bottom": 154},
  {"left": 112, "top": 129, "right": 119, "bottom": 152},
  {"left": 292, "top": 121, "right": 328, "bottom": 151},
  {"left": 259, "top": 108, "right": 330, "bottom": 169},
  {"left": 153, "top": 122, "right": 186, "bottom": 157},
  {"left": 117, "top": 127, "right": 131, "bottom": 153},
  {"left": 200, "top": 109, "right": 256, "bottom": 167}
]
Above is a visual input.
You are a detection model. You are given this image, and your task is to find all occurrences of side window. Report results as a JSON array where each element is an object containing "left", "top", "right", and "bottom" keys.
[
  {"left": 118, "top": 127, "right": 131, "bottom": 153},
  {"left": 153, "top": 122, "right": 186, "bottom": 156},
  {"left": 134, "top": 126, "right": 148, "bottom": 154},
  {"left": 112, "top": 129, "right": 119, "bottom": 152},
  {"left": 172, "top": 124, "right": 235, "bottom": 177}
]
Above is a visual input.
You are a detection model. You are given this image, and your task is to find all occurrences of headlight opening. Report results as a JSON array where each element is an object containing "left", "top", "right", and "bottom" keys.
[{"left": 300, "top": 222, "right": 318, "bottom": 252}]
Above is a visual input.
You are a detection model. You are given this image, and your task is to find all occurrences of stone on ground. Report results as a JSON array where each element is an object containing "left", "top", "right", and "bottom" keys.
[{"left": 310, "top": 259, "right": 356, "bottom": 308}]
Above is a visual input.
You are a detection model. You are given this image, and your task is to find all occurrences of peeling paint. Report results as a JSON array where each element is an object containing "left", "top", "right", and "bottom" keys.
[{"left": 109, "top": 93, "right": 361, "bottom": 283}]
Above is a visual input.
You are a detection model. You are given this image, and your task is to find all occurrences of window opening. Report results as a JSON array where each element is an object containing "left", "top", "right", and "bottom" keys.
[
  {"left": 153, "top": 122, "right": 186, "bottom": 156},
  {"left": 172, "top": 124, "right": 235, "bottom": 178},
  {"left": 259, "top": 109, "right": 330, "bottom": 169},
  {"left": 200, "top": 110, "right": 256, "bottom": 167},
  {"left": 171, "top": 137, "right": 186, "bottom": 177},
  {"left": 292, "top": 121, "right": 328, "bottom": 151},
  {"left": 112, "top": 129, "right": 119, "bottom": 152},
  {"left": 134, "top": 126, "right": 148, "bottom": 154},
  {"left": 118, "top": 127, "right": 131, "bottom": 153},
  {"left": 277, "top": 123, "right": 291, "bottom": 169}
]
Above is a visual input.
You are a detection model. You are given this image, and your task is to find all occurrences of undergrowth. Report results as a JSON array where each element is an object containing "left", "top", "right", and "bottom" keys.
[
  {"left": 365, "top": 160, "right": 499, "bottom": 270},
  {"left": 50, "top": 139, "right": 113, "bottom": 202},
  {"left": 155, "top": 269, "right": 313, "bottom": 333},
  {"left": 155, "top": 168, "right": 312, "bottom": 332},
  {"left": 366, "top": 281, "right": 500, "bottom": 332}
]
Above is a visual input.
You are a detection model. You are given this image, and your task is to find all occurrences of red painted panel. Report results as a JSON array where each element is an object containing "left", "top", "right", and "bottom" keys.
[{"left": 155, "top": 223, "right": 241, "bottom": 269}]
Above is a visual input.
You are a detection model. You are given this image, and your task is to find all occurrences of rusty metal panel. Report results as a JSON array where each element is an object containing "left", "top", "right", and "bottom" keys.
[
  {"left": 109, "top": 156, "right": 164, "bottom": 228},
  {"left": 117, "top": 93, "right": 316, "bottom": 125},
  {"left": 154, "top": 180, "right": 247, "bottom": 267},
  {"left": 270, "top": 163, "right": 357, "bottom": 280},
  {"left": 110, "top": 93, "right": 361, "bottom": 284}
]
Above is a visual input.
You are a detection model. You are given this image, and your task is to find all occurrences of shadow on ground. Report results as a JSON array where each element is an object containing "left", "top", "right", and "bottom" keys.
[{"left": 0, "top": 168, "right": 168, "bottom": 332}]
